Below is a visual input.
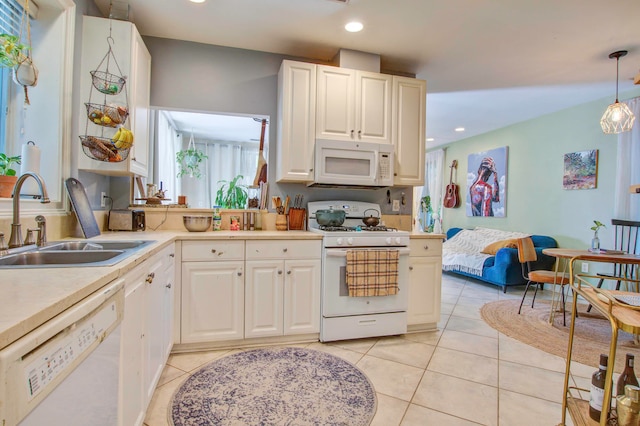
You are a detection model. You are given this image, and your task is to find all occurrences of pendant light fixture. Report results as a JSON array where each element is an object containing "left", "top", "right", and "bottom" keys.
[{"left": 600, "top": 50, "right": 635, "bottom": 134}]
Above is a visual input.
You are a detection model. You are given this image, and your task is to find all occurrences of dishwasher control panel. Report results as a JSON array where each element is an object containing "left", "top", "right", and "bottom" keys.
[{"left": 24, "top": 300, "right": 117, "bottom": 400}]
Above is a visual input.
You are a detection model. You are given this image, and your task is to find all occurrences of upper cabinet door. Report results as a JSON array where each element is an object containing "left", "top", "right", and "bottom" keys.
[
  {"left": 316, "top": 66, "right": 392, "bottom": 144},
  {"left": 316, "top": 66, "right": 355, "bottom": 141},
  {"left": 276, "top": 60, "right": 317, "bottom": 183},
  {"left": 392, "top": 76, "right": 426, "bottom": 186},
  {"left": 356, "top": 71, "right": 392, "bottom": 143}
]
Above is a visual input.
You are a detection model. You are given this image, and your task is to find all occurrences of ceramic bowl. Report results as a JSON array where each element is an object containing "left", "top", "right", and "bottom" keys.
[{"left": 183, "top": 215, "right": 212, "bottom": 232}]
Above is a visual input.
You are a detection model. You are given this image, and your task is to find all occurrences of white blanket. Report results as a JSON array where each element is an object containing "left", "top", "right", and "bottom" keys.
[{"left": 442, "top": 227, "right": 530, "bottom": 276}]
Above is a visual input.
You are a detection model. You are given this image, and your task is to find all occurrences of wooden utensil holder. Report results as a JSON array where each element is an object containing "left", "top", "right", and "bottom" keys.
[{"left": 288, "top": 208, "right": 306, "bottom": 230}]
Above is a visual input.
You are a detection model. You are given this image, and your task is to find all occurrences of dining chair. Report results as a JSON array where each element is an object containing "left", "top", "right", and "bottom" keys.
[
  {"left": 517, "top": 237, "right": 571, "bottom": 325},
  {"left": 587, "top": 219, "right": 640, "bottom": 312}
]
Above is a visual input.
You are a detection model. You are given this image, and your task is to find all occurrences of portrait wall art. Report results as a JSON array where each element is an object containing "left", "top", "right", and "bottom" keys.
[
  {"left": 563, "top": 150, "right": 598, "bottom": 190},
  {"left": 466, "top": 146, "right": 508, "bottom": 217}
]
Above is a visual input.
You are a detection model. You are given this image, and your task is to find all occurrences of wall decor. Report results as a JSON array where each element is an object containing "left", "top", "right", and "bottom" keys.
[
  {"left": 466, "top": 146, "right": 508, "bottom": 217},
  {"left": 563, "top": 149, "right": 598, "bottom": 190}
]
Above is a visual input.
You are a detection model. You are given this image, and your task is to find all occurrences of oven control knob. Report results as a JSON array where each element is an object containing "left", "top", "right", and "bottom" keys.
[
  {"left": 386, "top": 237, "right": 392, "bottom": 245},
  {"left": 336, "top": 238, "right": 343, "bottom": 245},
  {"left": 395, "top": 237, "right": 402, "bottom": 245},
  {"left": 347, "top": 237, "right": 354, "bottom": 245}
]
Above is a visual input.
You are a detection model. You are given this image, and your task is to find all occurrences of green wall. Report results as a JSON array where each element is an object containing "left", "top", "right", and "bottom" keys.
[{"left": 440, "top": 88, "right": 640, "bottom": 249}]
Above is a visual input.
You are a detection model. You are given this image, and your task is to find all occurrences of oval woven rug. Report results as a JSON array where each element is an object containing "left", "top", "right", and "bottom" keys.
[
  {"left": 169, "top": 347, "right": 377, "bottom": 426},
  {"left": 480, "top": 299, "right": 640, "bottom": 372}
]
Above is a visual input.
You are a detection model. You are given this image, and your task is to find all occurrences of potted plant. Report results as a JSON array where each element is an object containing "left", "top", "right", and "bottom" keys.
[
  {"left": 590, "top": 220, "right": 606, "bottom": 252},
  {"left": 0, "top": 153, "right": 21, "bottom": 197},
  {"left": 215, "top": 175, "right": 248, "bottom": 209},
  {"left": 176, "top": 147, "right": 207, "bottom": 178},
  {"left": 0, "top": 34, "right": 28, "bottom": 69}
]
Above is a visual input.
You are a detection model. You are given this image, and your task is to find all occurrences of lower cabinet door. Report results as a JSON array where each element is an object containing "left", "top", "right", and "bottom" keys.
[
  {"left": 181, "top": 261, "right": 244, "bottom": 343},
  {"left": 245, "top": 260, "right": 284, "bottom": 338},
  {"left": 408, "top": 256, "right": 442, "bottom": 325},
  {"left": 284, "top": 259, "right": 321, "bottom": 335}
]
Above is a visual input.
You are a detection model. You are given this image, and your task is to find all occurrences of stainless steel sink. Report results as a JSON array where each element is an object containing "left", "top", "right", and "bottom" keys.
[
  {"left": 0, "top": 240, "right": 156, "bottom": 269},
  {"left": 0, "top": 250, "right": 125, "bottom": 267},
  {"left": 40, "top": 240, "right": 153, "bottom": 251}
]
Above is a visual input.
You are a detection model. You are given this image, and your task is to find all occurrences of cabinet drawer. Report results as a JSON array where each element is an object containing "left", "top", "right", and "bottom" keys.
[
  {"left": 409, "top": 239, "right": 442, "bottom": 257},
  {"left": 246, "top": 240, "right": 321, "bottom": 260},
  {"left": 181, "top": 240, "right": 245, "bottom": 261}
]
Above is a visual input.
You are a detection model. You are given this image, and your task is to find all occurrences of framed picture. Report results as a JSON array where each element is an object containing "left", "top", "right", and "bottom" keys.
[
  {"left": 563, "top": 150, "right": 598, "bottom": 190},
  {"left": 466, "top": 146, "right": 508, "bottom": 217}
]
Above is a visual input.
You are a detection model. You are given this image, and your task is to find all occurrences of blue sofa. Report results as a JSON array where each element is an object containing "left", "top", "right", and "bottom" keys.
[{"left": 444, "top": 228, "right": 559, "bottom": 292}]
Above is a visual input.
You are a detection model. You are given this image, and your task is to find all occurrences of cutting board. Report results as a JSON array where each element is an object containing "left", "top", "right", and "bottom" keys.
[{"left": 65, "top": 178, "right": 101, "bottom": 239}]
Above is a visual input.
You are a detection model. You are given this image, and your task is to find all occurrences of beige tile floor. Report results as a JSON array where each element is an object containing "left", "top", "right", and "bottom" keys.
[{"left": 145, "top": 274, "right": 596, "bottom": 425}]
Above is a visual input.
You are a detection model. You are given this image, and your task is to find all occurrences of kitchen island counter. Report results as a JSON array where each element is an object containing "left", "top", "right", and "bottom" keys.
[{"left": 0, "top": 230, "right": 321, "bottom": 351}]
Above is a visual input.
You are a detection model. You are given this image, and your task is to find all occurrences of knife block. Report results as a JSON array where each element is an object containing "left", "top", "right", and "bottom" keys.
[{"left": 288, "top": 208, "right": 306, "bottom": 230}]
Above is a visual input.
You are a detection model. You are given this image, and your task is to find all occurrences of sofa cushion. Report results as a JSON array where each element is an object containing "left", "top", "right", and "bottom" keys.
[{"left": 481, "top": 239, "right": 518, "bottom": 255}]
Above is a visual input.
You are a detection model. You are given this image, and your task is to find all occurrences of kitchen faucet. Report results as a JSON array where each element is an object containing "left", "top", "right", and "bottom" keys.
[{"left": 8, "top": 172, "right": 50, "bottom": 248}]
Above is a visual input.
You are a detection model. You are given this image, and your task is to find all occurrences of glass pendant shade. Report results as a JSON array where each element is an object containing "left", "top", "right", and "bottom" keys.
[
  {"left": 601, "top": 101, "right": 635, "bottom": 134},
  {"left": 601, "top": 50, "right": 635, "bottom": 134}
]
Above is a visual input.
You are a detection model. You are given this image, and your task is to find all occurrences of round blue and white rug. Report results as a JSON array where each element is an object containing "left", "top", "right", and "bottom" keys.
[{"left": 170, "top": 346, "right": 377, "bottom": 425}]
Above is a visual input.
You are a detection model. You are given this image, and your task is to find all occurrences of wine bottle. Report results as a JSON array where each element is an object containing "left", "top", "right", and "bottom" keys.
[
  {"left": 590, "top": 354, "right": 610, "bottom": 421},
  {"left": 617, "top": 353, "right": 639, "bottom": 397}
]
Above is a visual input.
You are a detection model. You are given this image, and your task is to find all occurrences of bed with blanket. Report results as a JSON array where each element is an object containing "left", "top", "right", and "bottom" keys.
[{"left": 443, "top": 227, "right": 559, "bottom": 292}]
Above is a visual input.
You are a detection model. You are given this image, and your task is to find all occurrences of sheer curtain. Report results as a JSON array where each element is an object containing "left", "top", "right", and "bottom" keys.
[
  {"left": 413, "top": 149, "right": 445, "bottom": 231},
  {"left": 613, "top": 97, "right": 640, "bottom": 220},
  {"left": 155, "top": 111, "right": 180, "bottom": 202}
]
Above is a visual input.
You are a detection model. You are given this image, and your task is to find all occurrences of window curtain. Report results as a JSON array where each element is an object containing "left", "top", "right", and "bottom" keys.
[
  {"left": 613, "top": 97, "right": 640, "bottom": 220},
  {"left": 413, "top": 149, "right": 445, "bottom": 231},
  {"left": 155, "top": 111, "right": 179, "bottom": 202}
]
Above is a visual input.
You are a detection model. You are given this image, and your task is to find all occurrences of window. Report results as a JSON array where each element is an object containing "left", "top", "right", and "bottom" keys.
[
  {"left": 0, "top": 0, "right": 25, "bottom": 153},
  {"left": 0, "top": 0, "right": 74, "bottom": 216}
]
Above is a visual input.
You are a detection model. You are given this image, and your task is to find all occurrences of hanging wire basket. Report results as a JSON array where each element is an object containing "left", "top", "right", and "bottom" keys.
[
  {"left": 85, "top": 102, "right": 129, "bottom": 127},
  {"left": 90, "top": 70, "right": 126, "bottom": 95},
  {"left": 80, "top": 135, "right": 130, "bottom": 162}
]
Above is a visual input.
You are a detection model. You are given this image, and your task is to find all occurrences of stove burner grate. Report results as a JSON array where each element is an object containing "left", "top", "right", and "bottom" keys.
[{"left": 317, "top": 225, "right": 398, "bottom": 232}]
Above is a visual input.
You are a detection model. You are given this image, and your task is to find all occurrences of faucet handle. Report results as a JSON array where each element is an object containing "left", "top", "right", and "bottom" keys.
[
  {"left": 35, "top": 215, "right": 46, "bottom": 246},
  {"left": 24, "top": 229, "right": 37, "bottom": 246},
  {"left": 0, "top": 233, "right": 7, "bottom": 255}
]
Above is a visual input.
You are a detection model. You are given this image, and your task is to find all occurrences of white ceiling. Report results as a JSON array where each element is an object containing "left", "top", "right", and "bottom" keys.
[{"left": 96, "top": 0, "right": 640, "bottom": 147}]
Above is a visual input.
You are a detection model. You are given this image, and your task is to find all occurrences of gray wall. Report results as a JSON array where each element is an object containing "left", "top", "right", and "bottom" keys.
[{"left": 142, "top": 36, "right": 411, "bottom": 214}]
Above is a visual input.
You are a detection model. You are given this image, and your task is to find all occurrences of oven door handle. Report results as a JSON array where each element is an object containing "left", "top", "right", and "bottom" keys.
[{"left": 325, "top": 247, "right": 411, "bottom": 257}]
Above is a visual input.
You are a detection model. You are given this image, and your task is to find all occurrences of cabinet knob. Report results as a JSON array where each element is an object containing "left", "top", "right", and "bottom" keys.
[
  {"left": 350, "top": 130, "right": 354, "bottom": 138},
  {"left": 211, "top": 249, "right": 216, "bottom": 254},
  {"left": 424, "top": 245, "right": 429, "bottom": 250},
  {"left": 283, "top": 248, "right": 288, "bottom": 253},
  {"left": 146, "top": 273, "right": 154, "bottom": 283},
  {"left": 237, "top": 271, "right": 242, "bottom": 276},
  {"left": 166, "top": 283, "right": 172, "bottom": 289},
  {"left": 358, "top": 130, "right": 361, "bottom": 138},
  {"left": 287, "top": 270, "right": 291, "bottom": 275},
  {"left": 409, "top": 266, "right": 414, "bottom": 271},
  {"left": 278, "top": 270, "right": 283, "bottom": 275},
  {"left": 169, "top": 253, "right": 175, "bottom": 257},
  {"left": 132, "top": 157, "right": 136, "bottom": 161}
]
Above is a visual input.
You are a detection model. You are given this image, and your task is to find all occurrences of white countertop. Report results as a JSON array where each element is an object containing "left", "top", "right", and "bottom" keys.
[
  {"left": 0, "top": 229, "right": 442, "bottom": 350},
  {"left": 0, "top": 230, "right": 321, "bottom": 351}
]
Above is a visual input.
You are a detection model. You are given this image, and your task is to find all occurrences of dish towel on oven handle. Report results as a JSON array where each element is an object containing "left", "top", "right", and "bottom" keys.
[{"left": 345, "top": 249, "right": 400, "bottom": 297}]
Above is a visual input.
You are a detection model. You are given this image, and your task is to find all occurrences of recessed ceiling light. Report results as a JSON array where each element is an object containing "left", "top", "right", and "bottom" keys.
[
  {"left": 345, "top": 21, "right": 363, "bottom": 32},
  {"left": 426, "top": 137, "right": 434, "bottom": 142},
  {"left": 190, "top": 0, "right": 206, "bottom": 3},
  {"left": 454, "top": 127, "right": 465, "bottom": 132}
]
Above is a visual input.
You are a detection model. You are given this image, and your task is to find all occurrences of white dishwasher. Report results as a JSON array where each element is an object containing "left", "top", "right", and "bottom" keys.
[{"left": 0, "top": 279, "right": 124, "bottom": 426}]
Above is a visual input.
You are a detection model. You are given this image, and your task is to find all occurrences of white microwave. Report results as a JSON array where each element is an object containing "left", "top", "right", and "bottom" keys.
[{"left": 309, "top": 139, "right": 394, "bottom": 188}]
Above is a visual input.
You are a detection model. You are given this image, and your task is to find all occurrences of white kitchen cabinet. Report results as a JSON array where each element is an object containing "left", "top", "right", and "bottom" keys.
[
  {"left": 245, "top": 240, "right": 321, "bottom": 338},
  {"left": 77, "top": 16, "right": 151, "bottom": 177},
  {"left": 407, "top": 238, "right": 442, "bottom": 329},
  {"left": 144, "top": 243, "right": 175, "bottom": 406},
  {"left": 120, "top": 243, "right": 175, "bottom": 426},
  {"left": 276, "top": 60, "right": 316, "bottom": 183},
  {"left": 316, "top": 65, "right": 392, "bottom": 144},
  {"left": 180, "top": 241, "right": 245, "bottom": 343},
  {"left": 392, "top": 76, "right": 426, "bottom": 186}
]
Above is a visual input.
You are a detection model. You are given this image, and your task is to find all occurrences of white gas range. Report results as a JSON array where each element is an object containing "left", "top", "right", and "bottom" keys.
[{"left": 308, "top": 201, "right": 410, "bottom": 342}]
